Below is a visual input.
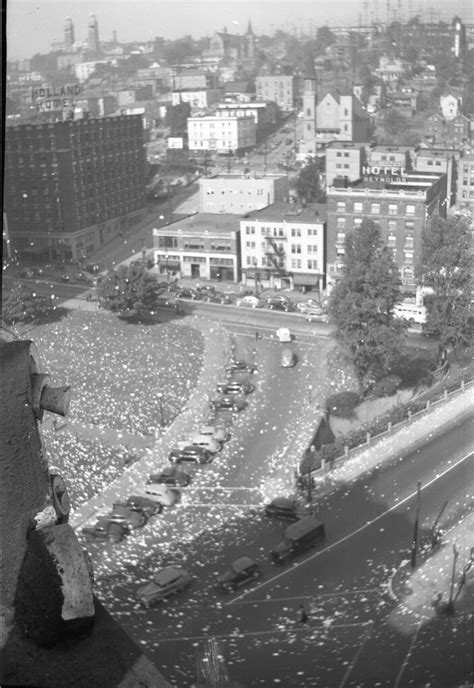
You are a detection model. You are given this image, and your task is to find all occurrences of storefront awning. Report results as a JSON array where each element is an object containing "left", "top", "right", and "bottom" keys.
[{"left": 293, "top": 273, "right": 322, "bottom": 286}]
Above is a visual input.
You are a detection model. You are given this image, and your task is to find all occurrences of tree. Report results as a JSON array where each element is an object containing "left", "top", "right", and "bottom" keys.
[
  {"left": 328, "top": 220, "right": 406, "bottom": 392},
  {"left": 98, "top": 263, "right": 160, "bottom": 314},
  {"left": 295, "top": 160, "right": 323, "bottom": 203},
  {"left": 164, "top": 102, "right": 191, "bottom": 136},
  {"left": 417, "top": 215, "right": 473, "bottom": 351},
  {"left": 3, "top": 284, "right": 54, "bottom": 325}
]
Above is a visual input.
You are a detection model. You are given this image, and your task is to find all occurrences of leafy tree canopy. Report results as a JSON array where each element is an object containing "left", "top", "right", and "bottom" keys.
[
  {"left": 3, "top": 283, "right": 54, "bottom": 325},
  {"left": 294, "top": 160, "right": 324, "bottom": 203},
  {"left": 328, "top": 220, "right": 406, "bottom": 391},
  {"left": 417, "top": 215, "right": 473, "bottom": 350},
  {"left": 98, "top": 263, "right": 160, "bottom": 314}
]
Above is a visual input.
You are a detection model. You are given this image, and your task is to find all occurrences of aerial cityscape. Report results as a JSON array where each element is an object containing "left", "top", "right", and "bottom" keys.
[{"left": 2, "top": 1, "right": 474, "bottom": 687}]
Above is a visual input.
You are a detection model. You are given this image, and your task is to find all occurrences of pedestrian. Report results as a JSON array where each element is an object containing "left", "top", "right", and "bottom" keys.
[
  {"left": 298, "top": 603, "right": 309, "bottom": 624},
  {"left": 255, "top": 330, "right": 259, "bottom": 341}
]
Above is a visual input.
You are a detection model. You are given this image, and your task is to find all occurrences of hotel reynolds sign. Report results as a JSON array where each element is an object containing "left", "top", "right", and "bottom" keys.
[
  {"left": 362, "top": 165, "right": 408, "bottom": 183},
  {"left": 32, "top": 84, "right": 82, "bottom": 111}
]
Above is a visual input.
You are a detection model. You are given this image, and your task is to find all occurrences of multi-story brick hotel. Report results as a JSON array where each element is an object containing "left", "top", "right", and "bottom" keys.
[
  {"left": 4, "top": 115, "right": 147, "bottom": 262},
  {"left": 325, "top": 146, "right": 449, "bottom": 292}
]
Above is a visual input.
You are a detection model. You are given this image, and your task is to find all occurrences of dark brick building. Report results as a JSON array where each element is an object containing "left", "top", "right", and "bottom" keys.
[{"left": 4, "top": 115, "right": 147, "bottom": 262}]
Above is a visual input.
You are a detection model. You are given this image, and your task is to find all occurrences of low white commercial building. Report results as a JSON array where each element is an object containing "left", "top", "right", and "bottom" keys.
[
  {"left": 187, "top": 114, "right": 256, "bottom": 153},
  {"left": 199, "top": 173, "right": 289, "bottom": 214},
  {"left": 239, "top": 202, "right": 326, "bottom": 292}
]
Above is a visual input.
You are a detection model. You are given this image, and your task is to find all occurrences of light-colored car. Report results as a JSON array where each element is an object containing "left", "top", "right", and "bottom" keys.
[
  {"left": 175, "top": 435, "right": 221, "bottom": 454},
  {"left": 276, "top": 327, "right": 292, "bottom": 343},
  {"left": 281, "top": 349, "right": 296, "bottom": 368},
  {"left": 217, "top": 380, "right": 255, "bottom": 395},
  {"left": 143, "top": 484, "right": 180, "bottom": 506},
  {"left": 296, "top": 302, "right": 324, "bottom": 315},
  {"left": 137, "top": 566, "right": 193, "bottom": 607},
  {"left": 199, "top": 425, "right": 230, "bottom": 443},
  {"left": 236, "top": 295, "right": 261, "bottom": 308},
  {"left": 305, "top": 312, "right": 328, "bottom": 323}
]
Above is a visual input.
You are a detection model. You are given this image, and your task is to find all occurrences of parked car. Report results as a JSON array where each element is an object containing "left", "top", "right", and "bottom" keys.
[
  {"left": 236, "top": 295, "right": 262, "bottom": 308},
  {"left": 175, "top": 288, "right": 200, "bottom": 300},
  {"left": 108, "top": 504, "right": 148, "bottom": 529},
  {"left": 276, "top": 327, "right": 292, "bottom": 343},
  {"left": 217, "top": 557, "right": 261, "bottom": 593},
  {"left": 155, "top": 292, "right": 177, "bottom": 308},
  {"left": 59, "top": 274, "right": 70, "bottom": 283},
  {"left": 175, "top": 435, "right": 221, "bottom": 454},
  {"left": 199, "top": 424, "right": 230, "bottom": 443},
  {"left": 281, "top": 349, "right": 296, "bottom": 368},
  {"left": 267, "top": 300, "right": 295, "bottom": 312},
  {"left": 225, "top": 360, "right": 257, "bottom": 374},
  {"left": 143, "top": 483, "right": 180, "bottom": 506},
  {"left": 270, "top": 515, "right": 325, "bottom": 563},
  {"left": 18, "top": 267, "right": 36, "bottom": 279},
  {"left": 148, "top": 466, "right": 191, "bottom": 487},
  {"left": 169, "top": 445, "right": 213, "bottom": 465},
  {"left": 210, "top": 395, "right": 247, "bottom": 412},
  {"left": 296, "top": 302, "right": 324, "bottom": 315},
  {"left": 305, "top": 312, "right": 328, "bottom": 323},
  {"left": 123, "top": 495, "right": 163, "bottom": 518},
  {"left": 217, "top": 380, "right": 255, "bottom": 395},
  {"left": 264, "top": 497, "right": 308, "bottom": 521},
  {"left": 137, "top": 566, "right": 193, "bottom": 607},
  {"left": 81, "top": 516, "right": 130, "bottom": 542},
  {"left": 73, "top": 271, "right": 96, "bottom": 285}
]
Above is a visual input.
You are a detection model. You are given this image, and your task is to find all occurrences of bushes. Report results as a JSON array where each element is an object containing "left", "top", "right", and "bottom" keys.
[
  {"left": 372, "top": 375, "right": 402, "bottom": 398},
  {"left": 326, "top": 391, "right": 360, "bottom": 418}
]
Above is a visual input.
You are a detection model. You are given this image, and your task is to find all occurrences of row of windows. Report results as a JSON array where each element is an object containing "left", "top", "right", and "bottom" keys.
[
  {"left": 336, "top": 231, "right": 414, "bottom": 249},
  {"left": 245, "top": 241, "right": 318, "bottom": 254},
  {"left": 244, "top": 226, "right": 320, "bottom": 237},
  {"left": 336, "top": 217, "right": 415, "bottom": 231},
  {"left": 335, "top": 201, "right": 417, "bottom": 215},
  {"left": 245, "top": 255, "right": 318, "bottom": 270}
]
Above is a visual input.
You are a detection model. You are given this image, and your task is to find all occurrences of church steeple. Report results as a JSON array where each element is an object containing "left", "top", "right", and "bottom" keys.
[{"left": 246, "top": 19, "right": 254, "bottom": 35}]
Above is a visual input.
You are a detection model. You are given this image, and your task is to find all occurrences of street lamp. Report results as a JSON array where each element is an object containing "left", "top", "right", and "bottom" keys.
[
  {"left": 411, "top": 481, "right": 422, "bottom": 568},
  {"left": 157, "top": 392, "right": 164, "bottom": 427}
]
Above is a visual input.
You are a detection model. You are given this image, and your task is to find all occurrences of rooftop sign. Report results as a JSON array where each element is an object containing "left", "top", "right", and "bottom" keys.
[{"left": 362, "top": 165, "right": 408, "bottom": 183}]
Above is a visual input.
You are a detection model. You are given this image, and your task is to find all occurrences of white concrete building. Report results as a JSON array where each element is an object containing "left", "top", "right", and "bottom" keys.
[
  {"left": 187, "top": 114, "right": 256, "bottom": 153},
  {"left": 199, "top": 173, "right": 289, "bottom": 214},
  {"left": 239, "top": 202, "right": 326, "bottom": 291}
]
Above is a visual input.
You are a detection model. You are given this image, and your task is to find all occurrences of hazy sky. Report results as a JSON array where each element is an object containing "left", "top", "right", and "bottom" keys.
[{"left": 6, "top": 0, "right": 474, "bottom": 60}]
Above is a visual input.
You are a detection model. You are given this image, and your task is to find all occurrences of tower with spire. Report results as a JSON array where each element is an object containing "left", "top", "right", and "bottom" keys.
[
  {"left": 302, "top": 51, "right": 318, "bottom": 156},
  {"left": 64, "top": 17, "right": 75, "bottom": 51},
  {"left": 245, "top": 19, "right": 255, "bottom": 59}
]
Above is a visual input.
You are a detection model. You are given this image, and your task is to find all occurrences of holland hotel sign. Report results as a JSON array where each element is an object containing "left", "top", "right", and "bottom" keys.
[
  {"left": 31, "top": 84, "right": 82, "bottom": 111},
  {"left": 362, "top": 165, "right": 408, "bottom": 183}
]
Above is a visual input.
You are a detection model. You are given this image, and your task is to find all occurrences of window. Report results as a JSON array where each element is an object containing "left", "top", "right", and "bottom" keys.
[
  {"left": 388, "top": 203, "right": 398, "bottom": 215},
  {"left": 337, "top": 217, "right": 346, "bottom": 228},
  {"left": 404, "top": 236, "right": 414, "bottom": 248},
  {"left": 404, "top": 251, "right": 414, "bottom": 264},
  {"left": 291, "top": 244, "right": 301, "bottom": 254},
  {"left": 336, "top": 232, "right": 345, "bottom": 244},
  {"left": 336, "top": 152, "right": 342, "bottom": 157},
  {"left": 336, "top": 201, "right": 346, "bottom": 213},
  {"left": 406, "top": 204, "right": 415, "bottom": 216},
  {"left": 371, "top": 203, "right": 380, "bottom": 214},
  {"left": 291, "top": 228, "right": 301, "bottom": 237},
  {"left": 308, "top": 259, "right": 318, "bottom": 269},
  {"left": 388, "top": 234, "right": 397, "bottom": 246},
  {"left": 354, "top": 218, "right": 362, "bottom": 227},
  {"left": 354, "top": 202, "right": 363, "bottom": 213},
  {"left": 388, "top": 220, "right": 397, "bottom": 231}
]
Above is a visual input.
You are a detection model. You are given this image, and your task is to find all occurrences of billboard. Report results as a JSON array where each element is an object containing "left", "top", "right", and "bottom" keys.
[
  {"left": 168, "top": 137, "right": 184, "bottom": 149},
  {"left": 32, "top": 84, "right": 82, "bottom": 111}
]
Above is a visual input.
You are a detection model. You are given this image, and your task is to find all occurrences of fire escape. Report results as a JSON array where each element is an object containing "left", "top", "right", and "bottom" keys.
[{"left": 264, "top": 236, "right": 287, "bottom": 276}]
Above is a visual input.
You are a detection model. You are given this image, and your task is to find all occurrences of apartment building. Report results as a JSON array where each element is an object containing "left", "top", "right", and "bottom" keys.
[
  {"left": 187, "top": 114, "right": 256, "bottom": 153},
  {"left": 239, "top": 202, "right": 326, "bottom": 291},
  {"left": 255, "top": 75, "right": 297, "bottom": 111},
  {"left": 457, "top": 150, "right": 474, "bottom": 212},
  {"left": 326, "top": 142, "right": 366, "bottom": 186}
]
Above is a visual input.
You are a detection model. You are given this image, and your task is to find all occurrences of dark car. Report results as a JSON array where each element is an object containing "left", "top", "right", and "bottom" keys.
[
  {"left": 225, "top": 360, "right": 257, "bottom": 374},
  {"left": 217, "top": 380, "right": 255, "bottom": 395},
  {"left": 81, "top": 516, "right": 130, "bottom": 543},
  {"left": 18, "top": 267, "right": 36, "bottom": 278},
  {"left": 217, "top": 556, "right": 261, "bottom": 593},
  {"left": 59, "top": 274, "right": 70, "bottom": 283},
  {"left": 270, "top": 515, "right": 326, "bottom": 563},
  {"left": 123, "top": 495, "right": 163, "bottom": 518},
  {"left": 170, "top": 445, "right": 212, "bottom": 465},
  {"left": 266, "top": 299, "right": 295, "bottom": 312},
  {"left": 210, "top": 395, "right": 247, "bottom": 412},
  {"left": 175, "top": 288, "right": 199, "bottom": 300},
  {"left": 148, "top": 466, "right": 192, "bottom": 487},
  {"left": 264, "top": 497, "right": 308, "bottom": 522},
  {"left": 73, "top": 271, "right": 95, "bottom": 284},
  {"left": 108, "top": 504, "right": 148, "bottom": 528}
]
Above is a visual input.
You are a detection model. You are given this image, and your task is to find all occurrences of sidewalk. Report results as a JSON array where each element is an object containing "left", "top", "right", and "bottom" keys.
[{"left": 390, "top": 511, "right": 474, "bottom": 619}]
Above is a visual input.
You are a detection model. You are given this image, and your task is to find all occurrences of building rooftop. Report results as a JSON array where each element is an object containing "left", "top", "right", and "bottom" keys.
[
  {"left": 201, "top": 173, "right": 287, "bottom": 181},
  {"left": 154, "top": 213, "right": 240, "bottom": 235},
  {"left": 326, "top": 141, "right": 365, "bottom": 150},
  {"left": 243, "top": 202, "right": 327, "bottom": 223}
]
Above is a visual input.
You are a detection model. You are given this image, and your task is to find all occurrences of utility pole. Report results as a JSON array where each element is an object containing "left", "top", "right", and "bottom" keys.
[
  {"left": 429, "top": 500, "right": 448, "bottom": 548},
  {"left": 446, "top": 544, "right": 459, "bottom": 615},
  {"left": 411, "top": 481, "right": 422, "bottom": 568}
]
